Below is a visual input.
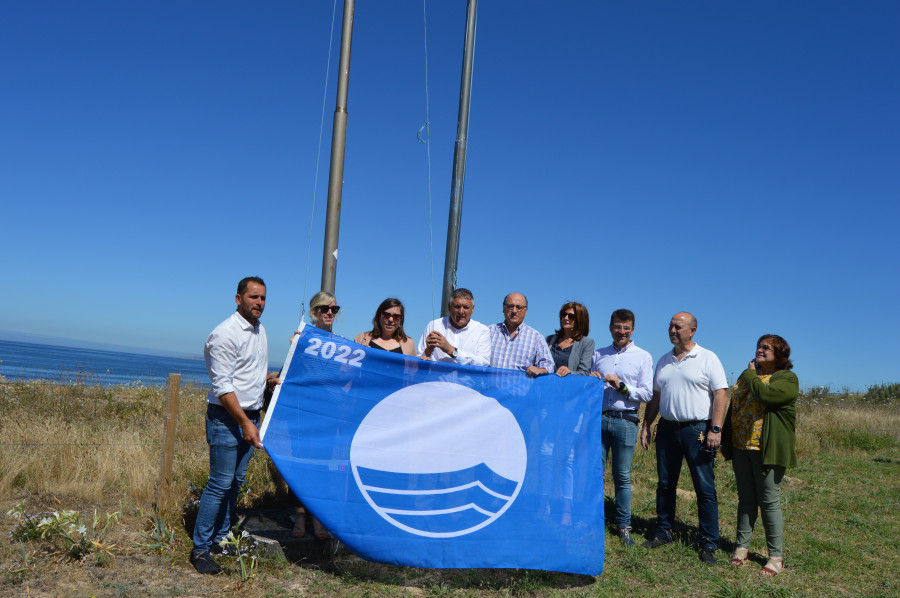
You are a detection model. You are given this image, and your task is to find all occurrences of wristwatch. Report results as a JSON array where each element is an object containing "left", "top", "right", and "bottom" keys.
[
  {"left": 617, "top": 381, "right": 628, "bottom": 394},
  {"left": 711, "top": 425, "right": 722, "bottom": 434},
  {"left": 451, "top": 348, "right": 459, "bottom": 358}
]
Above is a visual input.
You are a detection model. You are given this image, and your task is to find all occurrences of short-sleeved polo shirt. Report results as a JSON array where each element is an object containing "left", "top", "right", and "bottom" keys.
[{"left": 653, "top": 344, "right": 728, "bottom": 421}]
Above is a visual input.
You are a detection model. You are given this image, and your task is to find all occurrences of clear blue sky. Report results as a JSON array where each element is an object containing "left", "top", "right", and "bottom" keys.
[{"left": 1, "top": 1, "right": 897, "bottom": 390}]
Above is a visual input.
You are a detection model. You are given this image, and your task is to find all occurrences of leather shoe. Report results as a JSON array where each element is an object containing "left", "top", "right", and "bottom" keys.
[
  {"left": 190, "top": 551, "right": 222, "bottom": 575},
  {"left": 641, "top": 535, "right": 673, "bottom": 549},
  {"left": 700, "top": 548, "right": 717, "bottom": 565}
]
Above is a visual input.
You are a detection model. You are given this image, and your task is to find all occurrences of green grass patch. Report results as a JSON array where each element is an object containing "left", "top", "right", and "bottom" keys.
[{"left": 831, "top": 429, "right": 894, "bottom": 451}]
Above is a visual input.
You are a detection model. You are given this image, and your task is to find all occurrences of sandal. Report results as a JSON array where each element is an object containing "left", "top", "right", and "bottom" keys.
[
  {"left": 761, "top": 556, "right": 784, "bottom": 577},
  {"left": 291, "top": 508, "right": 307, "bottom": 538},
  {"left": 312, "top": 516, "right": 330, "bottom": 540},
  {"left": 730, "top": 547, "right": 749, "bottom": 567}
]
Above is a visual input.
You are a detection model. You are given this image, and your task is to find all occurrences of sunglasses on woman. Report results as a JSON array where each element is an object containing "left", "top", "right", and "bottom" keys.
[{"left": 319, "top": 305, "right": 341, "bottom": 314}]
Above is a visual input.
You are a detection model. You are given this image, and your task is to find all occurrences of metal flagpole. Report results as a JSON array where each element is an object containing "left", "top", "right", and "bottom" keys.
[
  {"left": 321, "top": 0, "right": 355, "bottom": 294},
  {"left": 440, "top": 0, "right": 477, "bottom": 316}
]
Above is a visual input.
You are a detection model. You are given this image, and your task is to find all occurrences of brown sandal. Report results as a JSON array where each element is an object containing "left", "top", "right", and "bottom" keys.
[
  {"left": 730, "top": 547, "right": 749, "bottom": 567},
  {"left": 761, "top": 556, "right": 784, "bottom": 576},
  {"left": 312, "top": 516, "right": 330, "bottom": 540}
]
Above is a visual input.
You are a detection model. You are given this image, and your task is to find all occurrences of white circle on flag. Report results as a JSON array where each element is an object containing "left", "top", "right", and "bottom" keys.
[{"left": 350, "top": 381, "right": 527, "bottom": 538}]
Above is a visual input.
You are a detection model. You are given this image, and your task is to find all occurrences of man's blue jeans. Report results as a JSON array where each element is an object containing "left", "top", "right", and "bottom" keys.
[
  {"left": 654, "top": 419, "right": 719, "bottom": 550},
  {"left": 192, "top": 404, "right": 258, "bottom": 554},
  {"left": 600, "top": 414, "right": 639, "bottom": 530}
]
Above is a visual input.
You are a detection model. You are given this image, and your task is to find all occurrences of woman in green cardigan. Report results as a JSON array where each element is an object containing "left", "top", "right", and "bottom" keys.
[{"left": 723, "top": 334, "right": 798, "bottom": 577}]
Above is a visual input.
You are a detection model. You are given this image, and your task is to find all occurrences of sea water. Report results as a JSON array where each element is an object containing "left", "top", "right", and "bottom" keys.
[{"left": 0, "top": 339, "right": 230, "bottom": 387}]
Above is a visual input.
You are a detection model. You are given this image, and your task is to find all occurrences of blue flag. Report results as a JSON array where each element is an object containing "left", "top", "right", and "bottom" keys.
[{"left": 260, "top": 324, "right": 605, "bottom": 575}]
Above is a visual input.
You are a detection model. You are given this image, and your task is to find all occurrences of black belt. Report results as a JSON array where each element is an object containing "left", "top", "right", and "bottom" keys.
[
  {"left": 209, "top": 403, "right": 261, "bottom": 419},
  {"left": 662, "top": 418, "right": 709, "bottom": 428},
  {"left": 603, "top": 410, "right": 639, "bottom": 423}
]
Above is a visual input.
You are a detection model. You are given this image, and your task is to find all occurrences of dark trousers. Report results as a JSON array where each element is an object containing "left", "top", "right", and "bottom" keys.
[{"left": 653, "top": 419, "right": 719, "bottom": 550}]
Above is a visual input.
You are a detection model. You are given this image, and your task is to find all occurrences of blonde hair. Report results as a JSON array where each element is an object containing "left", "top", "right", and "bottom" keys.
[{"left": 308, "top": 291, "right": 337, "bottom": 324}]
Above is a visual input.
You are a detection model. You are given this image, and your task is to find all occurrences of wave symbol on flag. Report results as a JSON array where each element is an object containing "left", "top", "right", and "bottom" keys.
[
  {"left": 350, "top": 382, "right": 527, "bottom": 538},
  {"left": 356, "top": 464, "right": 518, "bottom": 534}
]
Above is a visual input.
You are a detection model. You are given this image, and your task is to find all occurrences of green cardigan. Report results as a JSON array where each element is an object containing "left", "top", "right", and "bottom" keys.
[{"left": 723, "top": 369, "right": 798, "bottom": 469}]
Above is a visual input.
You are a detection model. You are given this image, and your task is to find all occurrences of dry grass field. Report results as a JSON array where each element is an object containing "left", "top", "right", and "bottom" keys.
[{"left": 0, "top": 378, "right": 897, "bottom": 597}]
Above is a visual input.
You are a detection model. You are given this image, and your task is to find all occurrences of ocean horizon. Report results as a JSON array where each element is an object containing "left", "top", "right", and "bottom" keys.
[{"left": 0, "top": 339, "right": 281, "bottom": 387}]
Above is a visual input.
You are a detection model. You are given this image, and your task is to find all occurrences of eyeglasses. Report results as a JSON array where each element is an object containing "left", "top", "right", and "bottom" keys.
[
  {"left": 318, "top": 305, "right": 341, "bottom": 315},
  {"left": 561, "top": 312, "right": 576, "bottom": 320},
  {"left": 504, "top": 304, "right": 527, "bottom": 312},
  {"left": 381, "top": 312, "right": 403, "bottom": 321}
]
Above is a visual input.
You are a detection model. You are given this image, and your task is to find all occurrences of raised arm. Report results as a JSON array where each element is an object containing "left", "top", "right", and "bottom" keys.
[
  {"left": 740, "top": 369, "right": 799, "bottom": 408},
  {"left": 417, "top": 321, "right": 434, "bottom": 359}
]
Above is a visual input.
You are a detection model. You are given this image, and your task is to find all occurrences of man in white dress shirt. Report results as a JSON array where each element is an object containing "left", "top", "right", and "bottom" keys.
[
  {"left": 418, "top": 288, "right": 491, "bottom": 366},
  {"left": 191, "top": 277, "right": 280, "bottom": 575},
  {"left": 590, "top": 308, "right": 653, "bottom": 546},
  {"left": 639, "top": 311, "right": 729, "bottom": 565}
]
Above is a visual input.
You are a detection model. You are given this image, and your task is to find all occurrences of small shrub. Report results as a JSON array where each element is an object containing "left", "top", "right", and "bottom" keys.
[
  {"left": 218, "top": 530, "right": 259, "bottom": 584},
  {"left": 7, "top": 502, "right": 119, "bottom": 560},
  {"left": 865, "top": 383, "right": 900, "bottom": 405},
  {"left": 800, "top": 385, "right": 831, "bottom": 404},
  {"left": 139, "top": 512, "right": 179, "bottom": 554}
]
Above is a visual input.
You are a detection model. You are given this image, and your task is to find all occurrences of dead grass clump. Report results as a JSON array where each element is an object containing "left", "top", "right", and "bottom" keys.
[
  {"left": 797, "top": 405, "right": 900, "bottom": 454},
  {"left": 0, "top": 417, "right": 156, "bottom": 502},
  {"left": 0, "top": 381, "right": 210, "bottom": 513}
]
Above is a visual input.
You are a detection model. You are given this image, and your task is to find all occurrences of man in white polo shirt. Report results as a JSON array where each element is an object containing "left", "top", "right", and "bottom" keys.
[{"left": 639, "top": 311, "right": 728, "bottom": 565}]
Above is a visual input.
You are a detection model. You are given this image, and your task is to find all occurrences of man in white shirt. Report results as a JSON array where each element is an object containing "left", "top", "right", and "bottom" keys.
[
  {"left": 639, "top": 312, "right": 729, "bottom": 565},
  {"left": 590, "top": 309, "right": 653, "bottom": 546},
  {"left": 418, "top": 288, "right": 491, "bottom": 366},
  {"left": 488, "top": 293, "right": 554, "bottom": 376},
  {"left": 191, "top": 277, "right": 280, "bottom": 575}
]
